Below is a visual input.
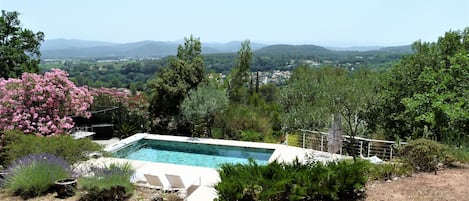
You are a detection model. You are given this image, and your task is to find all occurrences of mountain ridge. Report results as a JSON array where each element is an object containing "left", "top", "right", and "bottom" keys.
[{"left": 40, "top": 39, "right": 412, "bottom": 59}]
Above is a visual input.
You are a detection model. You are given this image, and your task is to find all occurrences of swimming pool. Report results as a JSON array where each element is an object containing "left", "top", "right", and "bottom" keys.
[{"left": 112, "top": 139, "right": 275, "bottom": 168}]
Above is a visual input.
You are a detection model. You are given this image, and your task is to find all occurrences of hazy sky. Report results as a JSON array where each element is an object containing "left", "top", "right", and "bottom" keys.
[{"left": 2, "top": 0, "right": 468, "bottom": 46}]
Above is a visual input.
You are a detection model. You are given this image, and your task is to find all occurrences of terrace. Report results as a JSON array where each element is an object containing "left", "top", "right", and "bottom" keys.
[{"left": 82, "top": 133, "right": 348, "bottom": 200}]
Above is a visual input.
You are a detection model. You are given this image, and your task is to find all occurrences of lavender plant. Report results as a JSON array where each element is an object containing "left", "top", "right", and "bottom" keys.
[
  {"left": 79, "top": 162, "right": 134, "bottom": 201},
  {"left": 2, "top": 153, "right": 72, "bottom": 198}
]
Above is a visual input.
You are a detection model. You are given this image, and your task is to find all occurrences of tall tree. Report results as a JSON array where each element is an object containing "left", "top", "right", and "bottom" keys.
[
  {"left": 281, "top": 66, "right": 379, "bottom": 158},
  {"left": 280, "top": 65, "right": 329, "bottom": 130},
  {"left": 378, "top": 28, "right": 469, "bottom": 145},
  {"left": 0, "top": 10, "right": 44, "bottom": 79},
  {"left": 227, "top": 40, "right": 252, "bottom": 103},
  {"left": 148, "top": 35, "right": 205, "bottom": 133}
]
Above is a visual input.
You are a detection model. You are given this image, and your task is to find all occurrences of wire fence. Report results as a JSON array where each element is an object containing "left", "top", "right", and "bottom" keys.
[{"left": 291, "top": 129, "right": 406, "bottom": 161}]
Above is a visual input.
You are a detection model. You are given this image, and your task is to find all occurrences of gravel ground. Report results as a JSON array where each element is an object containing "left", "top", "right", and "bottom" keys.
[
  {"left": 366, "top": 166, "right": 469, "bottom": 201},
  {"left": 1, "top": 167, "right": 467, "bottom": 201}
]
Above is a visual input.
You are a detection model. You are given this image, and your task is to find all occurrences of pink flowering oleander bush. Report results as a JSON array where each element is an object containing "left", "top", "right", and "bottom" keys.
[
  {"left": 89, "top": 87, "right": 129, "bottom": 125},
  {"left": 0, "top": 69, "right": 93, "bottom": 136}
]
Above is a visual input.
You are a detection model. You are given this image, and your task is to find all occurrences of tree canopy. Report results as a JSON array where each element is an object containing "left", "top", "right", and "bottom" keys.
[
  {"left": 377, "top": 28, "right": 469, "bottom": 145},
  {"left": 148, "top": 35, "right": 205, "bottom": 133},
  {"left": 0, "top": 10, "right": 44, "bottom": 79},
  {"left": 181, "top": 79, "right": 228, "bottom": 137},
  {"left": 227, "top": 40, "right": 252, "bottom": 103},
  {"left": 281, "top": 66, "right": 378, "bottom": 136}
]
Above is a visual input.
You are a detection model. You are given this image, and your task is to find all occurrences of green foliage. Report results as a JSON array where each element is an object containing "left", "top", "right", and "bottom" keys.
[
  {"left": 262, "top": 133, "right": 281, "bottom": 144},
  {"left": 240, "top": 130, "right": 263, "bottom": 142},
  {"left": 79, "top": 162, "right": 134, "bottom": 201},
  {"left": 46, "top": 59, "right": 164, "bottom": 89},
  {"left": 364, "top": 162, "right": 412, "bottom": 181},
  {"left": 1, "top": 130, "right": 102, "bottom": 166},
  {"left": 211, "top": 127, "right": 224, "bottom": 139},
  {"left": 448, "top": 147, "right": 469, "bottom": 163},
  {"left": 399, "top": 139, "right": 455, "bottom": 172},
  {"left": 377, "top": 28, "right": 469, "bottom": 144},
  {"left": 228, "top": 40, "right": 252, "bottom": 103},
  {"left": 149, "top": 35, "right": 205, "bottom": 133},
  {"left": 287, "top": 133, "right": 300, "bottom": 147},
  {"left": 0, "top": 10, "right": 44, "bottom": 79},
  {"left": 281, "top": 66, "right": 378, "bottom": 140},
  {"left": 89, "top": 88, "right": 129, "bottom": 126},
  {"left": 204, "top": 44, "right": 409, "bottom": 73},
  {"left": 281, "top": 65, "right": 330, "bottom": 130},
  {"left": 3, "top": 153, "right": 71, "bottom": 198},
  {"left": 215, "top": 159, "right": 368, "bottom": 201},
  {"left": 116, "top": 123, "right": 138, "bottom": 139},
  {"left": 215, "top": 104, "right": 272, "bottom": 140},
  {"left": 181, "top": 80, "right": 229, "bottom": 137}
]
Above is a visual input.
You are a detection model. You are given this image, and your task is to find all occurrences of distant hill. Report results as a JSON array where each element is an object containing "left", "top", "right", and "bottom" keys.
[
  {"left": 326, "top": 46, "right": 384, "bottom": 51},
  {"left": 40, "top": 39, "right": 412, "bottom": 64},
  {"left": 40, "top": 39, "right": 268, "bottom": 59},
  {"left": 205, "top": 41, "right": 268, "bottom": 52},
  {"left": 378, "top": 45, "right": 413, "bottom": 54},
  {"left": 41, "top": 39, "right": 116, "bottom": 50},
  {"left": 254, "top": 44, "right": 332, "bottom": 57}
]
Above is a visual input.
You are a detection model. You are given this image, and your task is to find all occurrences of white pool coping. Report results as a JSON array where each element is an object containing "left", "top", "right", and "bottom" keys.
[{"left": 91, "top": 133, "right": 348, "bottom": 201}]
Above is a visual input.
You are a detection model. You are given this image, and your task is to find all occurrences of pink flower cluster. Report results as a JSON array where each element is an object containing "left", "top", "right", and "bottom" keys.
[
  {"left": 0, "top": 69, "right": 93, "bottom": 136},
  {"left": 90, "top": 87, "right": 129, "bottom": 107}
]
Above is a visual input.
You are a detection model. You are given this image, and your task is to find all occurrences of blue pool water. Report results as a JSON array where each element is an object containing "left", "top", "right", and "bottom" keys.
[{"left": 112, "top": 139, "right": 274, "bottom": 168}]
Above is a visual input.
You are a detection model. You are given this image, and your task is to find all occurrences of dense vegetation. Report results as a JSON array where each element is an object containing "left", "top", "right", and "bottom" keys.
[
  {"left": 0, "top": 130, "right": 102, "bottom": 166},
  {"left": 373, "top": 28, "right": 469, "bottom": 145},
  {"left": 215, "top": 159, "right": 369, "bottom": 201},
  {"left": 79, "top": 162, "right": 135, "bottom": 201},
  {"left": 36, "top": 28, "right": 469, "bottom": 149},
  {"left": 39, "top": 43, "right": 409, "bottom": 90}
]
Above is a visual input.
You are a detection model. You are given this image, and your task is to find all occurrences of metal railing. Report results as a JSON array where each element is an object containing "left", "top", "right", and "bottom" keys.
[
  {"left": 292, "top": 129, "right": 406, "bottom": 161},
  {"left": 70, "top": 126, "right": 93, "bottom": 133}
]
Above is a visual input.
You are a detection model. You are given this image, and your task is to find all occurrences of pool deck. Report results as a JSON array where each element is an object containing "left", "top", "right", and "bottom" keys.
[{"left": 86, "top": 133, "right": 348, "bottom": 201}]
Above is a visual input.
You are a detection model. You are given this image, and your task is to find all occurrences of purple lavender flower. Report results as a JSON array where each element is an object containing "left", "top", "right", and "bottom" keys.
[{"left": 5, "top": 153, "right": 72, "bottom": 177}]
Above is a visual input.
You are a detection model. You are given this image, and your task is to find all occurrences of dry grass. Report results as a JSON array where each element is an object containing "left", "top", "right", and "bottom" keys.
[{"left": 366, "top": 166, "right": 469, "bottom": 201}]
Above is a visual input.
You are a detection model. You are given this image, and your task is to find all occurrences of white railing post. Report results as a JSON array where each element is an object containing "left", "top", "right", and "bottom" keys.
[
  {"left": 320, "top": 135, "right": 324, "bottom": 152},
  {"left": 302, "top": 131, "right": 306, "bottom": 148},
  {"left": 367, "top": 142, "right": 371, "bottom": 157},
  {"left": 359, "top": 141, "right": 363, "bottom": 156},
  {"left": 390, "top": 145, "right": 393, "bottom": 160}
]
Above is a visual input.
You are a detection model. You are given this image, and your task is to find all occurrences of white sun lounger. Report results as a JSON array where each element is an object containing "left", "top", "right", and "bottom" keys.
[
  {"left": 165, "top": 175, "right": 201, "bottom": 200},
  {"left": 135, "top": 174, "right": 164, "bottom": 190},
  {"left": 165, "top": 174, "right": 185, "bottom": 191},
  {"left": 184, "top": 177, "right": 201, "bottom": 200}
]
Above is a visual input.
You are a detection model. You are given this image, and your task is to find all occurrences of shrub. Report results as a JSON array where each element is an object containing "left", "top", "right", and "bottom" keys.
[
  {"left": 216, "top": 104, "right": 272, "bottom": 140},
  {"left": 79, "top": 162, "right": 134, "bottom": 201},
  {"left": 447, "top": 146, "right": 469, "bottom": 164},
  {"left": 399, "top": 138, "right": 455, "bottom": 172},
  {"left": 211, "top": 127, "right": 224, "bottom": 139},
  {"left": 0, "top": 69, "right": 93, "bottom": 136},
  {"left": 364, "top": 162, "right": 412, "bottom": 181},
  {"left": 116, "top": 123, "right": 138, "bottom": 139},
  {"left": 263, "top": 133, "right": 280, "bottom": 144},
  {"left": 287, "top": 133, "right": 300, "bottom": 147},
  {"left": 2, "top": 153, "right": 72, "bottom": 198},
  {"left": 215, "top": 159, "right": 368, "bottom": 201},
  {"left": 240, "top": 130, "right": 263, "bottom": 142},
  {"left": 1, "top": 130, "right": 102, "bottom": 166}
]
